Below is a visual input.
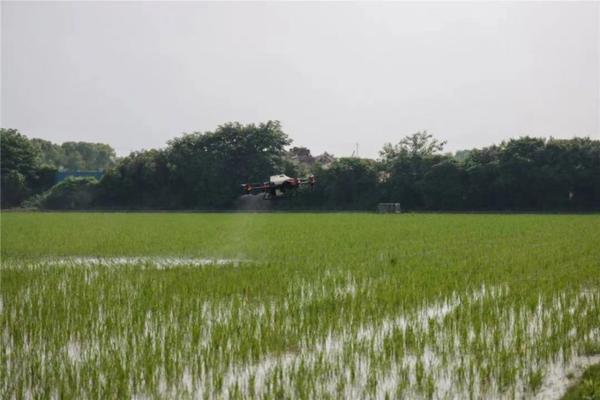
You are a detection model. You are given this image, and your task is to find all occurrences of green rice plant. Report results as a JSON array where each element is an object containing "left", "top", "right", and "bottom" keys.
[{"left": 1, "top": 213, "right": 599, "bottom": 398}]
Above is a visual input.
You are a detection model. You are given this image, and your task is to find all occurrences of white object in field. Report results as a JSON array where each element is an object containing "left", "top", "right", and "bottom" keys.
[
  {"left": 377, "top": 203, "right": 402, "bottom": 213},
  {"left": 269, "top": 174, "right": 292, "bottom": 185}
]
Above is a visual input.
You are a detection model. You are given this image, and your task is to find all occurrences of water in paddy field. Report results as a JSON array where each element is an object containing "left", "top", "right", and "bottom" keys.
[
  {"left": 216, "top": 285, "right": 600, "bottom": 400},
  {"left": 25, "top": 256, "right": 249, "bottom": 269},
  {"left": 3, "top": 264, "right": 598, "bottom": 400}
]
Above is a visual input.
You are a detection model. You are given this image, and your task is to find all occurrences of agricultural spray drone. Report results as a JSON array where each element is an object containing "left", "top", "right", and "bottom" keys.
[{"left": 241, "top": 174, "right": 316, "bottom": 199}]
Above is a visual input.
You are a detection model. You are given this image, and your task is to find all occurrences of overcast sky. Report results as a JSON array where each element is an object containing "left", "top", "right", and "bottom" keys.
[{"left": 2, "top": 1, "right": 599, "bottom": 158}]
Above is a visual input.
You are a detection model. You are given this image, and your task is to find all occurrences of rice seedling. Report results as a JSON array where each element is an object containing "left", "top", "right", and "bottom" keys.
[{"left": 1, "top": 213, "right": 599, "bottom": 399}]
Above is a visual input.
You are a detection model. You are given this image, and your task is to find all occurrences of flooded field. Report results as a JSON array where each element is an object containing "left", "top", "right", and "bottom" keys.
[
  {"left": 13, "top": 256, "right": 248, "bottom": 269},
  {"left": 1, "top": 213, "right": 599, "bottom": 399}
]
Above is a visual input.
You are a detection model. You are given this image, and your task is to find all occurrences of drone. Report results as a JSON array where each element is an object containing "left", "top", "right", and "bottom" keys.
[{"left": 241, "top": 174, "right": 316, "bottom": 199}]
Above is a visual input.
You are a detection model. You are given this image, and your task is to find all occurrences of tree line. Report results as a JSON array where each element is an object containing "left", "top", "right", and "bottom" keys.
[
  {"left": 0, "top": 129, "right": 116, "bottom": 207},
  {"left": 31, "top": 138, "right": 116, "bottom": 171},
  {"left": 1, "top": 123, "right": 599, "bottom": 210}
]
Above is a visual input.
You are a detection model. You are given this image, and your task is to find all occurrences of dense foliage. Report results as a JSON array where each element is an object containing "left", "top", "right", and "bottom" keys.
[
  {"left": 380, "top": 134, "right": 600, "bottom": 211},
  {"left": 30, "top": 138, "right": 116, "bottom": 171},
  {"left": 0, "top": 129, "right": 116, "bottom": 208},
  {"left": 2, "top": 124, "right": 599, "bottom": 210},
  {"left": 97, "top": 121, "right": 292, "bottom": 209},
  {"left": 0, "top": 129, "right": 57, "bottom": 207},
  {"left": 25, "top": 177, "right": 99, "bottom": 210}
]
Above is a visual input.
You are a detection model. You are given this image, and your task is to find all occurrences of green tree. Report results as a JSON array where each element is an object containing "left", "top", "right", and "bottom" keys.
[
  {"left": 313, "top": 158, "right": 379, "bottom": 210},
  {"left": 547, "top": 137, "right": 600, "bottom": 209},
  {"left": 30, "top": 139, "right": 117, "bottom": 170},
  {"left": 1, "top": 129, "right": 41, "bottom": 207},
  {"left": 423, "top": 159, "right": 466, "bottom": 209},
  {"left": 30, "top": 138, "right": 64, "bottom": 167},
  {"left": 463, "top": 146, "right": 502, "bottom": 209},
  {"left": 380, "top": 131, "right": 446, "bottom": 161},
  {"left": 99, "top": 149, "right": 170, "bottom": 208},
  {"left": 166, "top": 121, "right": 291, "bottom": 208},
  {"left": 454, "top": 149, "right": 472, "bottom": 162},
  {"left": 380, "top": 131, "right": 449, "bottom": 209},
  {"left": 462, "top": 137, "right": 600, "bottom": 210},
  {"left": 33, "top": 177, "right": 99, "bottom": 210},
  {"left": 60, "top": 142, "right": 116, "bottom": 170}
]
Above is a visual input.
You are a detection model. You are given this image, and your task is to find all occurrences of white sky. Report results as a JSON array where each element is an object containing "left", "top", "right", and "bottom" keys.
[{"left": 1, "top": 1, "right": 599, "bottom": 158}]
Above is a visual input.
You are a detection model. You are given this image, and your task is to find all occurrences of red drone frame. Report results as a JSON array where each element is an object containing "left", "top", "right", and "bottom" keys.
[{"left": 241, "top": 174, "right": 316, "bottom": 199}]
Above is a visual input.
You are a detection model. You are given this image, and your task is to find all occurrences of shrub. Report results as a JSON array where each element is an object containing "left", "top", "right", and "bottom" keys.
[{"left": 33, "top": 177, "right": 99, "bottom": 210}]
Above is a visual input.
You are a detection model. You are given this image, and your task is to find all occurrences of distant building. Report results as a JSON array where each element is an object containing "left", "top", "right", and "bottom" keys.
[
  {"left": 285, "top": 148, "right": 336, "bottom": 172},
  {"left": 55, "top": 170, "right": 104, "bottom": 183},
  {"left": 313, "top": 152, "right": 336, "bottom": 169}
]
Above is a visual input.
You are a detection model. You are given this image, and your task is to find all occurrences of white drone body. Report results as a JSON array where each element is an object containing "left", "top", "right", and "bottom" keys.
[
  {"left": 241, "top": 174, "right": 316, "bottom": 199},
  {"left": 269, "top": 174, "right": 292, "bottom": 185}
]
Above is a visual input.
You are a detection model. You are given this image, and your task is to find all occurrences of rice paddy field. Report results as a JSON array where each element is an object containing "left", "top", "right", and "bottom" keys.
[{"left": 1, "top": 212, "right": 599, "bottom": 399}]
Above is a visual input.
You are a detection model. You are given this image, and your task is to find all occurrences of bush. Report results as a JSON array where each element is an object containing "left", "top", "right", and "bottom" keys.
[
  {"left": 32, "top": 177, "right": 99, "bottom": 210},
  {"left": 1, "top": 170, "right": 28, "bottom": 208}
]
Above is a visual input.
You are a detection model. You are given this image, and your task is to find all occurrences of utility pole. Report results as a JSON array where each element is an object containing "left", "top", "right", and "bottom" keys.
[{"left": 352, "top": 142, "right": 359, "bottom": 158}]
